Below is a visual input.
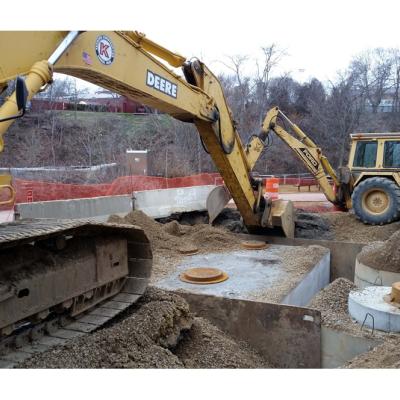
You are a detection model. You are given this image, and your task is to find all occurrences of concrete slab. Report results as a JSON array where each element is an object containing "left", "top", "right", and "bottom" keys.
[
  {"left": 349, "top": 286, "right": 400, "bottom": 332},
  {"left": 155, "top": 245, "right": 330, "bottom": 306},
  {"left": 0, "top": 209, "right": 14, "bottom": 223},
  {"left": 241, "top": 234, "right": 364, "bottom": 282},
  {"left": 133, "top": 185, "right": 216, "bottom": 218}
]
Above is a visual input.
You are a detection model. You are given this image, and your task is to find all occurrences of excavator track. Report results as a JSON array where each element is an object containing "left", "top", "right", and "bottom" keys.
[
  {"left": 0, "top": 218, "right": 152, "bottom": 367},
  {"left": 0, "top": 287, "right": 143, "bottom": 368}
]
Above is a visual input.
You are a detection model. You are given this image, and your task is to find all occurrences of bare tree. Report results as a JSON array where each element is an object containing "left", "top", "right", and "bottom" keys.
[
  {"left": 253, "top": 44, "right": 287, "bottom": 127},
  {"left": 218, "top": 55, "right": 251, "bottom": 133},
  {"left": 390, "top": 48, "right": 400, "bottom": 113},
  {"left": 351, "top": 48, "right": 393, "bottom": 113}
]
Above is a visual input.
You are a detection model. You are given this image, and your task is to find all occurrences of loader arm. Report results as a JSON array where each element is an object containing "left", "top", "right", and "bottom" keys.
[
  {"left": 247, "top": 106, "right": 344, "bottom": 206},
  {"left": 0, "top": 31, "right": 293, "bottom": 236}
]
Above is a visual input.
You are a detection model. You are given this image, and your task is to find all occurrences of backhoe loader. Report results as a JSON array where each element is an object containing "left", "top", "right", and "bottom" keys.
[
  {"left": 257, "top": 106, "right": 400, "bottom": 225},
  {"left": 0, "top": 31, "right": 294, "bottom": 342}
]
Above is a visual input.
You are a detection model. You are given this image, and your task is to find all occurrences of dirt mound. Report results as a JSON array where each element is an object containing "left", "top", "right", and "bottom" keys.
[
  {"left": 109, "top": 211, "right": 240, "bottom": 254},
  {"left": 19, "top": 288, "right": 268, "bottom": 369},
  {"left": 358, "top": 230, "right": 400, "bottom": 272},
  {"left": 187, "top": 224, "right": 241, "bottom": 251},
  {"left": 175, "top": 317, "right": 270, "bottom": 368},
  {"left": 308, "top": 278, "right": 356, "bottom": 329},
  {"left": 20, "top": 288, "right": 191, "bottom": 368},
  {"left": 162, "top": 220, "right": 182, "bottom": 236},
  {"left": 320, "top": 212, "right": 400, "bottom": 243},
  {"left": 109, "top": 211, "right": 185, "bottom": 253},
  {"left": 295, "top": 211, "right": 333, "bottom": 240}
]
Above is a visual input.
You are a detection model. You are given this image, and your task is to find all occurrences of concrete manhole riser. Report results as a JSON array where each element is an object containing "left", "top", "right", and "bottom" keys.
[
  {"left": 155, "top": 245, "right": 330, "bottom": 307},
  {"left": 354, "top": 258, "right": 400, "bottom": 289}
]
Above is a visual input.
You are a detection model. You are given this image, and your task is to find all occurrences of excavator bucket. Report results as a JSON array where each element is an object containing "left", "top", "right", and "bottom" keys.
[
  {"left": 207, "top": 185, "right": 232, "bottom": 224},
  {"left": 270, "top": 199, "right": 295, "bottom": 238},
  {"left": 207, "top": 186, "right": 295, "bottom": 238}
]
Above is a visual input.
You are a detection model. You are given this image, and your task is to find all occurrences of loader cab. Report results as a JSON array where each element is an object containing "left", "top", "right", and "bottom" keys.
[{"left": 349, "top": 133, "right": 400, "bottom": 174}]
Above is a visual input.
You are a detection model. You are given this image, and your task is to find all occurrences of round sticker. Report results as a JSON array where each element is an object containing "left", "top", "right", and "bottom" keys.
[{"left": 95, "top": 35, "right": 115, "bottom": 65}]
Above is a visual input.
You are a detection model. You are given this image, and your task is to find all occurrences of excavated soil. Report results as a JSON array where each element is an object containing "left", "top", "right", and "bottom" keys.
[
  {"left": 357, "top": 230, "right": 400, "bottom": 272},
  {"left": 109, "top": 211, "right": 243, "bottom": 282},
  {"left": 320, "top": 212, "right": 400, "bottom": 243},
  {"left": 295, "top": 210, "right": 400, "bottom": 243},
  {"left": 175, "top": 317, "right": 270, "bottom": 368},
  {"left": 295, "top": 212, "right": 333, "bottom": 240},
  {"left": 20, "top": 288, "right": 267, "bottom": 369}
]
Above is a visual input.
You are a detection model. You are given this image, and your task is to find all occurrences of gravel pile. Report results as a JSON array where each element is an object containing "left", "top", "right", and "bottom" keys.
[
  {"left": 344, "top": 339, "right": 400, "bottom": 368},
  {"left": 358, "top": 230, "right": 400, "bottom": 272},
  {"left": 20, "top": 288, "right": 192, "bottom": 368},
  {"left": 20, "top": 288, "right": 268, "bottom": 369},
  {"left": 175, "top": 317, "right": 270, "bottom": 368},
  {"left": 308, "top": 278, "right": 357, "bottom": 330},
  {"left": 320, "top": 212, "right": 400, "bottom": 243}
]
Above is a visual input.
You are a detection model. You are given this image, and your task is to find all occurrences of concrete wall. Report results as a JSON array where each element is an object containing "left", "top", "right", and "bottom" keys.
[
  {"left": 176, "top": 291, "right": 322, "bottom": 368},
  {"left": 16, "top": 195, "right": 132, "bottom": 221},
  {"left": 133, "top": 185, "right": 216, "bottom": 218},
  {"left": 282, "top": 252, "right": 330, "bottom": 307},
  {"left": 321, "top": 327, "right": 381, "bottom": 368},
  {"left": 15, "top": 185, "right": 218, "bottom": 221}
]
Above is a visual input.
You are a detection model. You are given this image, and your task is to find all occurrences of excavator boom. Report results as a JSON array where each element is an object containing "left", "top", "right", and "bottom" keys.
[
  {"left": 250, "top": 106, "right": 349, "bottom": 207},
  {"left": 0, "top": 31, "right": 294, "bottom": 235}
]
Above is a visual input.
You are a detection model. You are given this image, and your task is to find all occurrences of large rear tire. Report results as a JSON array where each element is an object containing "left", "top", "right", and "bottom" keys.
[{"left": 352, "top": 177, "right": 400, "bottom": 225}]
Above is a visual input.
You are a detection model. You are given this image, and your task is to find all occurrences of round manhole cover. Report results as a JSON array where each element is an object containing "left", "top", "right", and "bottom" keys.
[
  {"left": 241, "top": 240, "right": 269, "bottom": 250},
  {"left": 180, "top": 267, "right": 228, "bottom": 284},
  {"left": 178, "top": 245, "right": 199, "bottom": 255}
]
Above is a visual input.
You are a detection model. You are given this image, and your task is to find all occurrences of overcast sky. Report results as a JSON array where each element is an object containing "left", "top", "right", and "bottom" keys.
[{"left": 10, "top": 0, "right": 400, "bottom": 92}]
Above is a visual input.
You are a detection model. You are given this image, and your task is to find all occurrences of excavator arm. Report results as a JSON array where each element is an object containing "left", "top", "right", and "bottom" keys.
[
  {"left": 247, "top": 106, "right": 351, "bottom": 208},
  {"left": 0, "top": 31, "right": 294, "bottom": 237}
]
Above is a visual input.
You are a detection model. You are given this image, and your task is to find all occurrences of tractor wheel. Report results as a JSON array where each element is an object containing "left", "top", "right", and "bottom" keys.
[{"left": 352, "top": 177, "right": 400, "bottom": 225}]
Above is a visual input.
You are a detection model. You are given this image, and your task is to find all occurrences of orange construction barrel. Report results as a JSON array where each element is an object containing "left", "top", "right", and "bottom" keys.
[{"left": 265, "top": 177, "right": 279, "bottom": 200}]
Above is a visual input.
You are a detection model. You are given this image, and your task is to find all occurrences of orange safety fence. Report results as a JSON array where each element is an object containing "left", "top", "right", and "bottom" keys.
[
  {"left": 11, "top": 173, "right": 223, "bottom": 204},
  {"left": 0, "top": 173, "right": 322, "bottom": 211}
]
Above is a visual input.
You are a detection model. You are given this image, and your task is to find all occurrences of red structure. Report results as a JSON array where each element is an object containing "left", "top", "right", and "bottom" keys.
[
  {"left": 85, "top": 96, "right": 148, "bottom": 113},
  {"left": 30, "top": 95, "right": 150, "bottom": 114},
  {"left": 31, "top": 99, "right": 68, "bottom": 111}
]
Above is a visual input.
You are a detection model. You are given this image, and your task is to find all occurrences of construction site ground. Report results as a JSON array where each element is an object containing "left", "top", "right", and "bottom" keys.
[{"left": 9, "top": 205, "right": 400, "bottom": 368}]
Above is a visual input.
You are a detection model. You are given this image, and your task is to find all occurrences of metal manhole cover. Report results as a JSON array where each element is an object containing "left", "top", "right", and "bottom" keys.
[
  {"left": 179, "top": 267, "right": 228, "bottom": 284},
  {"left": 240, "top": 240, "right": 269, "bottom": 250}
]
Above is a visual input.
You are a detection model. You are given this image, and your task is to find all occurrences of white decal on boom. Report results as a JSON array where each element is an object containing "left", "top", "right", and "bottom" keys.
[{"left": 146, "top": 70, "right": 177, "bottom": 98}]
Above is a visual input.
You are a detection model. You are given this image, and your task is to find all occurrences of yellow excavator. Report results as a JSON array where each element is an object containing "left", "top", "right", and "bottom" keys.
[
  {"left": 258, "top": 106, "right": 400, "bottom": 225},
  {"left": 0, "top": 31, "right": 294, "bottom": 340}
]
